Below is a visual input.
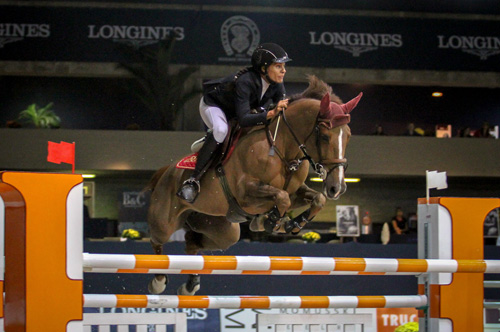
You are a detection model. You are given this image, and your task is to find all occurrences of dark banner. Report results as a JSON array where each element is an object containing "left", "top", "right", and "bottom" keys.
[{"left": 1, "top": 5, "right": 500, "bottom": 71}]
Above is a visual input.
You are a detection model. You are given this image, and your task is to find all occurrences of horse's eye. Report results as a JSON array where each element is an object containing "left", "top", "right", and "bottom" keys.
[{"left": 321, "top": 135, "right": 330, "bottom": 142}]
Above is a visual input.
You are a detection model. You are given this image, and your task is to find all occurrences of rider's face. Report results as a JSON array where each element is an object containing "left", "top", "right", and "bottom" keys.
[{"left": 264, "top": 63, "right": 286, "bottom": 83}]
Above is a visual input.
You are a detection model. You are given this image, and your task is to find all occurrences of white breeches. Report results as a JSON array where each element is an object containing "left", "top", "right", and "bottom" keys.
[{"left": 199, "top": 98, "right": 228, "bottom": 143}]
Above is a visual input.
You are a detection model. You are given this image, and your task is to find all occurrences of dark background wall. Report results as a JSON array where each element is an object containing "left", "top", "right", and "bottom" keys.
[{"left": 2, "top": 76, "right": 499, "bottom": 135}]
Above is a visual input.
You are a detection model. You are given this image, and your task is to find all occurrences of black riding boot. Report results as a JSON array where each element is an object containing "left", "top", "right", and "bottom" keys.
[{"left": 177, "top": 133, "right": 221, "bottom": 203}]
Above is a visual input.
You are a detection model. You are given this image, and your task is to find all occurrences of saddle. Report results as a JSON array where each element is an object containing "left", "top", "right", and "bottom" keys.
[{"left": 176, "top": 120, "right": 252, "bottom": 170}]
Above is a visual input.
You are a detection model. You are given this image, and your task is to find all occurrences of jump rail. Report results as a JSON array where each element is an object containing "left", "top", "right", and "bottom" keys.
[
  {"left": 83, "top": 294, "right": 428, "bottom": 309},
  {"left": 83, "top": 253, "right": 500, "bottom": 275}
]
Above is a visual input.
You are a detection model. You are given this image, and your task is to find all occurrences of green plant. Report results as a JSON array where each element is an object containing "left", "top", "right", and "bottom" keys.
[
  {"left": 395, "top": 322, "right": 418, "bottom": 332},
  {"left": 117, "top": 35, "right": 201, "bottom": 130},
  {"left": 121, "top": 228, "right": 141, "bottom": 240},
  {"left": 302, "top": 231, "right": 321, "bottom": 243},
  {"left": 18, "top": 103, "right": 61, "bottom": 128}
]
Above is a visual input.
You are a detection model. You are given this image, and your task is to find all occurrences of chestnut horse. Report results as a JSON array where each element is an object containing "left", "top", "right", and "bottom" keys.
[{"left": 146, "top": 76, "right": 362, "bottom": 295}]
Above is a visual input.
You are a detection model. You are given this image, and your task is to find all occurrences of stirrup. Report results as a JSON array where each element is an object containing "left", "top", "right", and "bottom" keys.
[
  {"left": 176, "top": 178, "right": 201, "bottom": 203},
  {"left": 183, "top": 178, "right": 201, "bottom": 192}
]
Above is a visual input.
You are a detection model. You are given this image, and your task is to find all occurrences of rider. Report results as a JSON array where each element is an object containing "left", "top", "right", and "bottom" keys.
[{"left": 177, "top": 43, "right": 292, "bottom": 203}]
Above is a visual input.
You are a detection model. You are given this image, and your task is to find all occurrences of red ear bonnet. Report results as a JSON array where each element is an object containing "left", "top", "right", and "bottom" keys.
[{"left": 318, "top": 92, "right": 362, "bottom": 128}]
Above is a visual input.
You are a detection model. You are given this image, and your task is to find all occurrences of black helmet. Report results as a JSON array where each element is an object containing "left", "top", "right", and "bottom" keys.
[{"left": 251, "top": 43, "right": 291, "bottom": 74}]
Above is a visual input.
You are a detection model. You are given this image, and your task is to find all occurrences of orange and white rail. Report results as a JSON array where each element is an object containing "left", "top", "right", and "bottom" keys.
[
  {"left": 83, "top": 294, "right": 428, "bottom": 309},
  {"left": 83, "top": 253, "right": 500, "bottom": 275}
]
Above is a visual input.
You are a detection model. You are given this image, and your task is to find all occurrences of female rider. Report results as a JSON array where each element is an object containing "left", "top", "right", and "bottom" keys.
[{"left": 177, "top": 43, "right": 291, "bottom": 203}]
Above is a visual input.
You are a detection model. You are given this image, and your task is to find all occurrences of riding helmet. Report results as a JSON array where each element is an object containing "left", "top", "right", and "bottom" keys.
[{"left": 251, "top": 43, "right": 292, "bottom": 74}]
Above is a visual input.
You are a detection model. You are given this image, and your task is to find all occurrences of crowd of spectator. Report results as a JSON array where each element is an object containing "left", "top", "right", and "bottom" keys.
[{"left": 370, "top": 121, "right": 498, "bottom": 138}]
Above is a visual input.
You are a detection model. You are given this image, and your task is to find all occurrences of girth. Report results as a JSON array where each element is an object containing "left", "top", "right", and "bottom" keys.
[{"left": 214, "top": 164, "right": 255, "bottom": 223}]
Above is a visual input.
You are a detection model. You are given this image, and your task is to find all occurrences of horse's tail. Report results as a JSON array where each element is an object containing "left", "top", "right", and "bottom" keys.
[{"left": 144, "top": 164, "right": 171, "bottom": 193}]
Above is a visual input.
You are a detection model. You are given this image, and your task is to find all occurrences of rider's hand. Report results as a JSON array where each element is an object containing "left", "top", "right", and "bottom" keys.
[
  {"left": 266, "top": 99, "right": 288, "bottom": 120},
  {"left": 266, "top": 109, "right": 277, "bottom": 120},
  {"left": 277, "top": 99, "right": 288, "bottom": 112}
]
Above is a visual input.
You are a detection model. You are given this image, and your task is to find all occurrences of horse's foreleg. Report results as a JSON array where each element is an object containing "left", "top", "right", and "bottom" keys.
[
  {"left": 244, "top": 181, "right": 291, "bottom": 232},
  {"left": 148, "top": 240, "right": 169, "bottom": 294},
  {"left": 289, "top": 183, "right": 327, "bottom": 217},
  {"left": 285, "top": 184, "right": 327, "bottom": 234}
]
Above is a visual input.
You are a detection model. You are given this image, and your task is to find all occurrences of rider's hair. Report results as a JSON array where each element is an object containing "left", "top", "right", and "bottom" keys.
[{"left": 233, "top": 67, "right": 253, "bottom": 82}]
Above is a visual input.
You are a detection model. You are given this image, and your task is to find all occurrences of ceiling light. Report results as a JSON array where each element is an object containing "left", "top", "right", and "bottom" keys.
[{"left": 432, "top": 92, "right": 443, "bottom": 97}]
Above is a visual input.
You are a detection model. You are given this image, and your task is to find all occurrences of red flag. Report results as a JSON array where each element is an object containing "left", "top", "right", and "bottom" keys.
[{"left": 47, "top": 141, "right": 75, "bottom": 173}]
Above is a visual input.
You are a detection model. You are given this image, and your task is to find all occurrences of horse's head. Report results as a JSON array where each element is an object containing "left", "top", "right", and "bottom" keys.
[{"left": 311, "top": 92, "right": 362, "bottom": 200}]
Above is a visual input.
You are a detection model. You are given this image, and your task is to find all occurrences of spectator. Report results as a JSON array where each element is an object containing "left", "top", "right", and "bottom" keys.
[
  {"left": 407, "top": 213, "right": 418, "bottom": 234},
  {"left": 474, "top": 121, "right": 494, "bottom": 138},
  {"left": 371, "top": 124, "right": 386, "bottom": 135},
  {"left": 457, "top": 127, "right": 473, "bottom": 138},
  {"left": 390, "top": 207, "right": 408, "bottom": 235},
  {"left": 402, "top": 123, "right": 422, "bottom": 136}
]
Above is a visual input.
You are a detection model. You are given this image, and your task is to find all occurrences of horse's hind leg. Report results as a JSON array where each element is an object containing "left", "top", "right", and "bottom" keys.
[
  {"left": 178, "top": 274, "right": 201, "bottom": 295},
  {"left": 176, "top": 213, "right": 240, "bottom": 295},
  {"left": 147, "top": 177, "right": 187, "bottom": 295},
  {"left": 148, "top": 240, "right": 169, "bottom": 294},
  {"left": 177, "top": 230, "right": 203, "bottom": 295}
]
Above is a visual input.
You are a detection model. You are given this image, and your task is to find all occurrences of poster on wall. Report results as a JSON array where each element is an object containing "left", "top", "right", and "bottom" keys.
[
  {"left": 336, "top": 205, "right": 360, "bottom": 237},
  {"left": 118, "top": 190, "right": 150, "bottom": 236},
  {"left": 485, "top": 208, "right": 499, "bottom": 238}
]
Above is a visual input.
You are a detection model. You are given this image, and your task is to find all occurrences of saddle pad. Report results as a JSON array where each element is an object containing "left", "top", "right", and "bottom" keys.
[{"left": 176, "top": 153, "right": 198, "bottom": 170}]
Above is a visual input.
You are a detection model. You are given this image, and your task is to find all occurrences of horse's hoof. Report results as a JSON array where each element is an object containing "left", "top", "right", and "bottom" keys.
[
  {"left": 177, "top": 282, "right": 200, "bottom": 295},
  {"left": 177, "top": 275, "right": 201, "bottom": 295},
  {"left": 249, "top": 216, "right": 266, "bottom": 232},
  {"left": 148, "top": 275, "right": 168, "bottom": 294},
  {"left": 263, "top": 218, "right": 277, "bottom": 234}
]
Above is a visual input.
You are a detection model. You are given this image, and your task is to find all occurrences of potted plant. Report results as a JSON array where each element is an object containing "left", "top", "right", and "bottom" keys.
[{"left": 18, "top": 102, "right": 61, "bottom": 128}]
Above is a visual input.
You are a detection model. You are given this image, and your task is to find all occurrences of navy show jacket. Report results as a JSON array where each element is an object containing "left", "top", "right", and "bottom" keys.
[{"left": 202, "top": 69, "right": 286, "bottom": 127}]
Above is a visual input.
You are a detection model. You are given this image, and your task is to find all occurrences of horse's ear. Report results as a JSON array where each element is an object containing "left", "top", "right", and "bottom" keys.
[
  {"left": 319, "top": 93, "right": 331, "bottom": 116},
  {"left": 341, "top": 92, "right": 363, "bottom": 114}
]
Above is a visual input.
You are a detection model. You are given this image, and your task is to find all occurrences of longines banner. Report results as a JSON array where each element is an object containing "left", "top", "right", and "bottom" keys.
[{"left": 1, "top": 5, "right": 499, "bottom": 71}]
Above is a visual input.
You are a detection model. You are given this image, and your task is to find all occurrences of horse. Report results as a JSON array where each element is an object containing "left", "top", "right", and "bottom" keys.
[{"left": 146, "top": 76, "right": 362, "bottom": 295}]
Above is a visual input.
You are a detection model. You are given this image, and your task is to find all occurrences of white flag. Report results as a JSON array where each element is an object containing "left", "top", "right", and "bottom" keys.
[{"left": 426, "top": 170, "right": 448, "bottom": 190}]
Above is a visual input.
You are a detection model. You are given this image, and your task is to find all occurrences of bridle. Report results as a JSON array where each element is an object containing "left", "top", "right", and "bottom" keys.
[{"left": 269, "top": 110, "right": 348, "bottom": 181}]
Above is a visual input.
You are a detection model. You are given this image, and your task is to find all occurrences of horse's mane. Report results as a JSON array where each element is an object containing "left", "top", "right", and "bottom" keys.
[{"left": 288, "top": 75, "right": 343, "bottom": 104}]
